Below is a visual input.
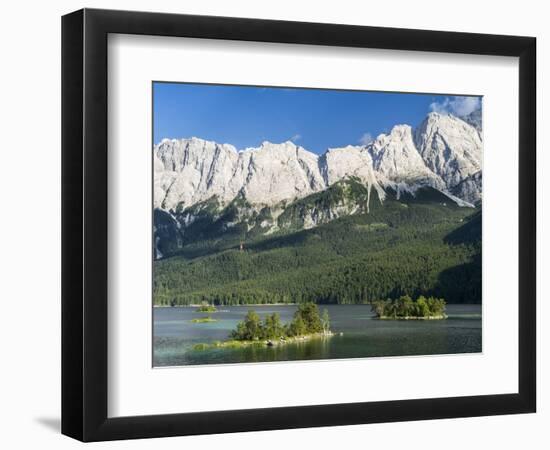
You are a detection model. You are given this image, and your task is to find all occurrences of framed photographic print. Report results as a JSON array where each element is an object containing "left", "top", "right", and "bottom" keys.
[{"left": 62, "top": 8, "right": 536, "bottom": 441}]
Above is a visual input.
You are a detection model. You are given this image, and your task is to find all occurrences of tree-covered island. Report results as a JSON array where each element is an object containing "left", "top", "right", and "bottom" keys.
[
  {"left": 371, "top": 295, "right": 447, "bottom": 319},
  {"left": 195, "top": 301, "right": 218, "bottom": 313},
  {"left": 193, "top": 302, "right": 332, "bottom": 351}
]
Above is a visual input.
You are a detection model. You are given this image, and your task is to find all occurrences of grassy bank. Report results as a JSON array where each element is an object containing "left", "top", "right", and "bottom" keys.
[
  {"left": 190, "top": 317, "right": 218, "bottom": 323},
  {"left": 193, "top": 331, "right": 334, "bottom": 351},
  {"left": 378, "top": 314, "right": 447, "bottom": 320}
]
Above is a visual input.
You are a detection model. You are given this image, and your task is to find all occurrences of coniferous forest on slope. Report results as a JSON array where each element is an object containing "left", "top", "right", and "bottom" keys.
[{"left": 153, "top": 186, "right": 481, "bottom": 307}]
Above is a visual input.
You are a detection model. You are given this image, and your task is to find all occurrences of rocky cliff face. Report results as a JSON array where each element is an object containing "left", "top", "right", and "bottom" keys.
[
  {"left": 450, "top": 171, "right": 483, "bottom": 205},
  {"left": 367, "top": 124, "right": 445, "bottom": 191},
  {"left": 414, "top": 112, "right": 482, "bottom": 189}
]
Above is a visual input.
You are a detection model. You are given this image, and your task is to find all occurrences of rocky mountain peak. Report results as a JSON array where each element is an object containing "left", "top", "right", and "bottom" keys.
[
  {"left": 414, "top": 111, "right": 482, "bottom": 188},
  {"left": 367, "top": 124, "right": 444, "bottom": 190}
]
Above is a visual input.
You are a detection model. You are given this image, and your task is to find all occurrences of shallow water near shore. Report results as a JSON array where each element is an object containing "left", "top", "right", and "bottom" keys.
[{"left": 153, "top": 304, "right": 481, "bottom": 367}]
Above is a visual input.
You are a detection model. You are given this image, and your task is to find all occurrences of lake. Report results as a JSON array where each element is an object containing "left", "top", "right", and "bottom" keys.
[{"left": 153, "top": 304, "right": 481, "bottom": 367}]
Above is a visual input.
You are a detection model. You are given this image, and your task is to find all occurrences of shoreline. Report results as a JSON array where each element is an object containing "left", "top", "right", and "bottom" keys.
[
  {"left": 190, "top": 317, "right": 218, "bottom": 323},
  {"left": 377, "top": 314, "right": 448, "bottom": 320},
  {"left": 193, "top": 331, "right": 335, "bottom": 351},
  {"left": 154, "top": 303, "right": 301, "bottom": 308}
]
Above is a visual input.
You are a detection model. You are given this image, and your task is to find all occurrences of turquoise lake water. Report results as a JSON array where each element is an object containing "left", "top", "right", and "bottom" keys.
[{"left": 153, "top": 304, "right": 482, "bottom": 366}]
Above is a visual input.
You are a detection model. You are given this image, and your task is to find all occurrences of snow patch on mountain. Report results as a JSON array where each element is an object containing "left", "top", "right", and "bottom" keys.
[{"left": 440, "top": 191, "right": 475, "bottom": 208}]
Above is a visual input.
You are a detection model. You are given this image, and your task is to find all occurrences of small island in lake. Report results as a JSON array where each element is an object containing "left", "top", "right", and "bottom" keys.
[
  {"left": 193, "top": 302, "right": 332, "bottom": 350},
  {"left": 190, "top": 316, "right": 218, "bottom": 323},
  {"left": 195, "top": 302, "right": 218, "bottom": 313},
  {"left": 371, "top": 295, "right": 447, "bottom": 320},
  {"left": 191, "top": 303, "right": 219, "bottom": 323}
]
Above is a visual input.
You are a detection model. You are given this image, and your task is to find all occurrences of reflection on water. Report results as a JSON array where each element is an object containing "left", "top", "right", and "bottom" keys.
[{"left": 153, "top": 304, "right": 482, "bottom": 366}]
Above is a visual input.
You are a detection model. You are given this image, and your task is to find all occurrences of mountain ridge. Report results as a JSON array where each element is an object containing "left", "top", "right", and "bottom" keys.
[{"left": 154, "top": 111, "right": 482, "bottom": 213}]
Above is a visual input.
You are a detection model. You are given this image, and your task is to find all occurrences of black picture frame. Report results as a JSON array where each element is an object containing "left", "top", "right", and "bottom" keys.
[{"left": 62, "top": 8, "right": 536, "bottom": 442}]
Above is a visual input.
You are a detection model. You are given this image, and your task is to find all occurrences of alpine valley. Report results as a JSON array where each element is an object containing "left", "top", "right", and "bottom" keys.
[{"left": 153, "top": 111, "right": 482, "bottom": 307}]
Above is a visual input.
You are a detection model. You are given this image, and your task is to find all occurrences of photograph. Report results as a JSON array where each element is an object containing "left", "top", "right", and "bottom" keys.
[
  {"left": 152, "top": 83, "right": 483, "bottom": 367},
  {"left": 0, "top": 1, "right": 542, "bottom": 447}
]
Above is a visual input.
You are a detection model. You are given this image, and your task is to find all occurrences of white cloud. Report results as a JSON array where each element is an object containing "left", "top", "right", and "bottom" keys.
[
  {"left": 290, "top": 134, "right": 302, "bottom": 142},
  {"left": 359, "top": 132, "right": 373, "bottom": 145},
  {"left": 430, "top": 96, "right": 481, "bottom": 117}
]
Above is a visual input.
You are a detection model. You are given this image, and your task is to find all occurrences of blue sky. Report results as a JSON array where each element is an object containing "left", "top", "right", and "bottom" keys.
[{"left": 153, "top": 82, "right": 480, "bottom": 154}]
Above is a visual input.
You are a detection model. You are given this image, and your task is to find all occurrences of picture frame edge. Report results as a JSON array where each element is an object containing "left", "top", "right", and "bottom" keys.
[{"left": 61, "top": 8, "right": 537, "bottom": 442}]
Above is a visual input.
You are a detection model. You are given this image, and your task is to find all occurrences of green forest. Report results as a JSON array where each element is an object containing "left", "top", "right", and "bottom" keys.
[{"left": 153, "top": 187, "right": 481, "bottom": 306}]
